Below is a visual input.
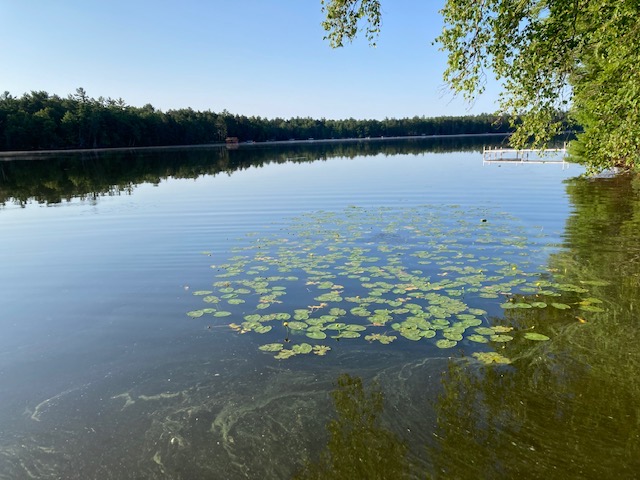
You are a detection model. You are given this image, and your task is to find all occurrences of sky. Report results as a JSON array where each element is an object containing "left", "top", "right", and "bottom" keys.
[{"left": 0, "top": 1, "right": 502, "bottom": 120}]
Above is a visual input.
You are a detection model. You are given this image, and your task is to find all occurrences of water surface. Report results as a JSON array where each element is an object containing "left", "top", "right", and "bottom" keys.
[{"left": 1, "top": 138, "right": 638, "bottom": 479}]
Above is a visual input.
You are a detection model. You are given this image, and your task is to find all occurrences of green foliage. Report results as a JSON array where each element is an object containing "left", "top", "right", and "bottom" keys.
[
  {"left": 320, "top": 0, "right": 381, "bottom": 47},
  {"left": 0, "top": 89, "right": 514, "bottom": 151},
  {"left": 321, "top": 0, "right": 640, "bottom": 171}
]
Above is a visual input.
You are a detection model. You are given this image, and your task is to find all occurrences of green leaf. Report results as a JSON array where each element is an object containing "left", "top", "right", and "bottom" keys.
[
  {"left": 436, "top": 339, "right": 457, "bottom": 348},
  {"left": 523, "top": 332, "right": 550, "bottom": 341},
  {"left": 306, "top": 330, "right": 327, "bottom": 340},
  {"left": 259, "top": 343, "right": 284, "bottom": 352}
]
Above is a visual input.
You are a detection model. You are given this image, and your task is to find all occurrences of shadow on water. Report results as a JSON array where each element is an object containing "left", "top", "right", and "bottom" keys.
[
  {"left": 424, "top": 173, "right": 640, "bottom": 479},
  {"left": 293, "top": 373, "right": 411, "bottom": 480},
  {"left": 0, "top": 135, "right": 503, "bottom": 206}
]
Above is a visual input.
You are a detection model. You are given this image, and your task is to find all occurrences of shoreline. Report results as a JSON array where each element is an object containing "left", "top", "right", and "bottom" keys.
[{"left": 0, "top": 133, "right": 510, "bottom": 161}]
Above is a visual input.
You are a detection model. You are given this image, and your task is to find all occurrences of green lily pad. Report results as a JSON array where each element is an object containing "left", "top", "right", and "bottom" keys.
[
  {"left": 258, "top": 343, "right": 284, "bottom": 352},
  {"left": 474, "top": 327, "right": 494, "bottom": 335},
  {"left": 551, "top": 303, "right": 571, "bottom": 310},
  {"left": 365, "top": 334, "right": 397, "bottom": 344},
  {"left": 581, "top": 297, "right": 603, "bottom": 304},
  {"left": 259, "top": 343, "right": 284, "bottom": 352},
  {"left": 490, "top": 334, "right": 513, "bottom": 342},
  {"left": 400, "top": 331, "right": 422, "bottom": 341},
  {"left": 436, "top": 339, "right": 457, "bottom": 349},
  {"left": 472, "top": 351, "right": 511, "bottom": 364},
  {"left": 292, "top": 343, "right": 313, "bottom": 354},
  {"left": 313, "top": 345, "right": 331, "bottom": 356},
  {"left": 443, "top": 332, "right": 463, "bottom": 341},
  {"left": 275, "top": 349, "right": 297, "bottom": 359},
  {"left": 306, "top": 330, "right": 327, "bottom": 340},
  {"left": 336, "top": 331, "right": 361, "bottom": 339},
  {"left": 467, "top": 334, "right": 489, "bottom": 343},
  {"left": 325, "top": 323, "right": 347, "bottom": 330},
  {"left": 187, "top": 310, "right": 205, "bottom": 318},
  {"left": 523, "top": 332, "right": 550, "bottom": 341},
  {"left": 344, "top": 324, "right": 367, "bottom": 332}
]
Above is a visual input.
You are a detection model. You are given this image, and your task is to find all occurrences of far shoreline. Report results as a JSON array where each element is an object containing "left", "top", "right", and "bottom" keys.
[{"left": 0, "top": 133, "right": 510, "bottom": 161}]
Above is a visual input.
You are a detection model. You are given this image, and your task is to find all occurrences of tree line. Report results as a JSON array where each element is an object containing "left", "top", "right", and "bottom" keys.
[
  {"left": 0, "top": 88, "right": 527, "bottom": 151},
  {"left": 0, "top": 135, "right": 495, "bottom": 206}
]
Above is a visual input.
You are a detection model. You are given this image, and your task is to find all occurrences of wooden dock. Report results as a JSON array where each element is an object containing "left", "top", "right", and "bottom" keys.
[{"left": 482, "top": 145, "right": 568, "bottom": 167}]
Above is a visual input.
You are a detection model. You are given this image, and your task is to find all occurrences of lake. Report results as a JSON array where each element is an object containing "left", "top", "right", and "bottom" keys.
[{"left": 1, "top": 137, "right": 639, "bottom": 479}]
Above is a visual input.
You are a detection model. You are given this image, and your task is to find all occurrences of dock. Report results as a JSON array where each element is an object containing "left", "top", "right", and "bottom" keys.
[{"left": 482, "top": 145, "right": 568, "bottom": 168}]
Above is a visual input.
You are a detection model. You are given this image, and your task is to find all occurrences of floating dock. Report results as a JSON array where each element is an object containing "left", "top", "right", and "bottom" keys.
[{"left": 482, "top": 145, "right": 568, "bottom": 168}]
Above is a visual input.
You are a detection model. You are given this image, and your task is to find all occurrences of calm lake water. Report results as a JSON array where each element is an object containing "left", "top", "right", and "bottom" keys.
[{"left": 1, "top": 138, "right": 639, "bottom": 479}]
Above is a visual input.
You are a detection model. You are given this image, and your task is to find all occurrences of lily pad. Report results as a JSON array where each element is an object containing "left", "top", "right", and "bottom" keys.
[
  {"left": 313, "top": 345, "right": 331, "bottom": 355},
  {"left": 523, "top": 332, "right": 550, "bottom": 341},
  {"left": 436, "top": 339, "right": 457, "bottom": 349},
  {"left": 275, "top": 349, "right": 297, "bottom": 359},
  {"left": 292, "top": 343, "right": 313, "bottom": 354},
  {"left": 467, "top": 334, "right": 489, "bottom": 343},
  {"left": 490, "top": 334, "right": 513, "bottom": 342},
  {"left": 365, "top": 334, "right": 397, "bottom": 344},
  {"left": 472, "top": 351, "right": 511, "bottom": 364},
  {"left": 530, "top": 302, "right": 547, "bottom": 308},
  {"left": 306, "top": 330, "right": 327, "bottom": 340},
  {"left": 259, "top": 343, "right": 284, "bottom": 352},
  {"left": 336, "top": 331, "right": 361, "bottom": 339}
]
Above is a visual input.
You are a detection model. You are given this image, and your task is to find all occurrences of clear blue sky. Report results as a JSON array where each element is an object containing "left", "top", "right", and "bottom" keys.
[{"left": 0, "top": 0, "right": 501, "bottom": 120}]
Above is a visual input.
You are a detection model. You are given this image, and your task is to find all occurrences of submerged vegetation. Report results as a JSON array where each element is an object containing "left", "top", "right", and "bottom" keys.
[
  {"left": 189, "top": 204, "right": 607, "bottom": 363},
  {"left": 425, "top": 173, "right": 640, "bottom": 478}
]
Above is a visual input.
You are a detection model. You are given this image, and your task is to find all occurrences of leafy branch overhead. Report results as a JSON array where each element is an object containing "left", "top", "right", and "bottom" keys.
[
  {"left": 321, "top": 0, "right": 640, "bottom": 172},
  {"left": 320, "top": 0, "right": 382, "bottom": 48}
]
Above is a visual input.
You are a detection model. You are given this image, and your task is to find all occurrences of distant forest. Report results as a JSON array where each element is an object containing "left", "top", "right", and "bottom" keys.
[{"left": 0, "top": 88, "right": 569, "bottom": 151}]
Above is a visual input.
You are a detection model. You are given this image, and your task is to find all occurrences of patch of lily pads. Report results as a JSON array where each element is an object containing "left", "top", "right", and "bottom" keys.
[{"left": 187, "top": 205, "right": 607, "bottom": 360}]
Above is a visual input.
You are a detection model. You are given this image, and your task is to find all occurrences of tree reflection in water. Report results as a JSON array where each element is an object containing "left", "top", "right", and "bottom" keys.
[
  {"left": 294, "top": 374, "right": 411, "bottom": 480},
  {"left": 428, "top": 174, "right": 640, "bottom": 479}
]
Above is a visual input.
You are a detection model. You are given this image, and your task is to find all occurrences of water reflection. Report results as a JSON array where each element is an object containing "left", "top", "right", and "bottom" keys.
[
  {"left": 294, "top": 374, "right": 411, "bottom": 479},
  {"left": 0, "top": 136, "right": 502, "bottom": 206},
  {"left": 427, "top": 173, "right": 640, "bottom": 479},
  {"left": 2, "top": 141, "right": 636, "bottom": 478}
]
